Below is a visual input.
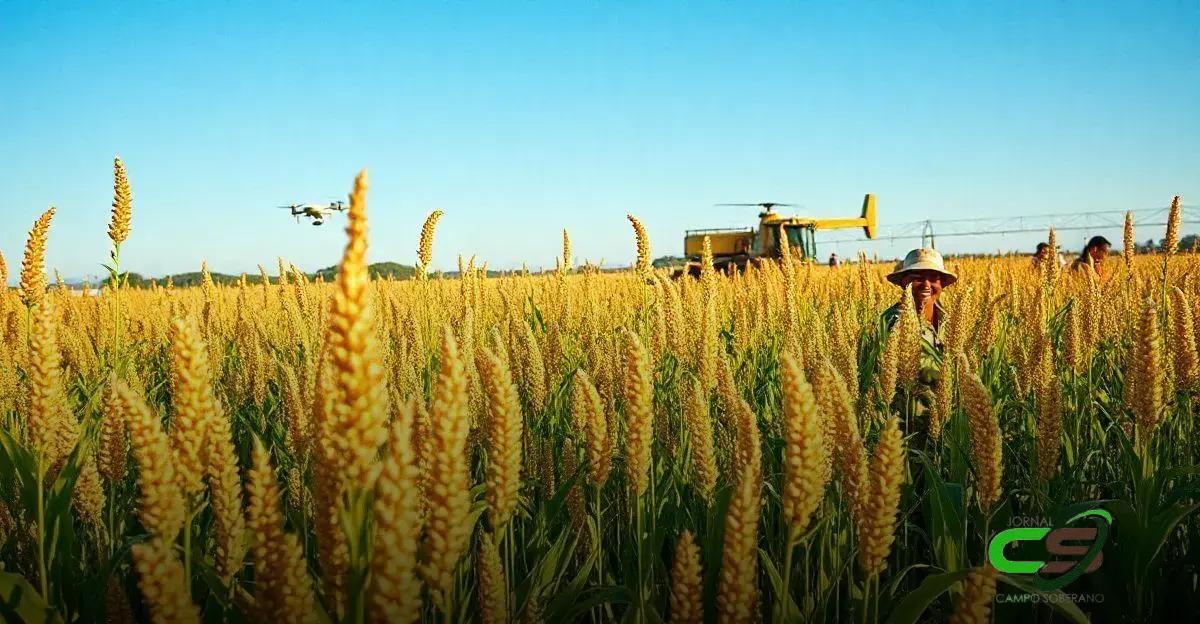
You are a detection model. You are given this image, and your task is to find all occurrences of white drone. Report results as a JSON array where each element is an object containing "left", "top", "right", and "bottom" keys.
[{"left": 278, "top": 200, "right": 347, "bottom": 226}]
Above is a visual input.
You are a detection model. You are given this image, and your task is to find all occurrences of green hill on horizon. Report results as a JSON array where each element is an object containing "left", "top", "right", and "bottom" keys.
[{"left": 104, "top": 261, "right": 421, "bottom": 287}]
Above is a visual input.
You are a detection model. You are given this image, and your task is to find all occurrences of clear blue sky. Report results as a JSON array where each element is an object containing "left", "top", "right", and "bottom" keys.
[{"left": 2, "top": 1, "right": 1198, "bottom": 281}]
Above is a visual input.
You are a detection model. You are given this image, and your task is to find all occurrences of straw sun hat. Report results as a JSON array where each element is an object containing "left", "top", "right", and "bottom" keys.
[{"left": 886, "top": 247, "right": 958, "bottom": 286}]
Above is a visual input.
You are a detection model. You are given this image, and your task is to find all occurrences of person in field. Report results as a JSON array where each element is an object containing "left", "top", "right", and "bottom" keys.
[
  {"left": 1071, "top": 235, "right": 1112, "bottom": 278},
  {"left": 875, "top": 248, "right": 957, "bottom": 432},
  {"left": 1033, "top": 242, "right": 1066, "bottom": 270},
  {"left": 881, "top": 247, "right": 957, "bottom": 350}
]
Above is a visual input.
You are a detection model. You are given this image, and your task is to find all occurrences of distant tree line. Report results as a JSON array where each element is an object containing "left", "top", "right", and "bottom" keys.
[
  {"left": 652, "top": 255, "right": 687, "bottom": 268},
  {"left": 94, "top": 260, "right": 550, "bottom": 288},
  {"left": 101, "top": 262, "right": 422, "bottom": 288}
]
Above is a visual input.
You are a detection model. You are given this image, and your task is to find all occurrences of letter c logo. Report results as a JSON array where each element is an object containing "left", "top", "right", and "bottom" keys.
[{"left": 988, "top": 527, "right": 1050, "bottom": 574}]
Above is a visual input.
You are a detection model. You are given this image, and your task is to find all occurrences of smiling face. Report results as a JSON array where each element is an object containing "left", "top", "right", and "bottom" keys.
[
  {"left": 1089, "top": 243, "right": 1110, "bottom": 264},
  {"left": 898, "top": 270, "right": 945, "bottom": 309}
]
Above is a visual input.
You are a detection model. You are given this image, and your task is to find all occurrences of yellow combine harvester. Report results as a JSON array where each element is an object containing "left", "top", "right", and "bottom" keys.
[{"left": 677, "top": 194, "right": 877, "bottom": 276}]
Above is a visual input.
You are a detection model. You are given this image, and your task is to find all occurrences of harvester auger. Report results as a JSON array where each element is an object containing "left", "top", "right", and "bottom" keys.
[{"left": 674, "top": 194, "right": 878, "bottom": 277}]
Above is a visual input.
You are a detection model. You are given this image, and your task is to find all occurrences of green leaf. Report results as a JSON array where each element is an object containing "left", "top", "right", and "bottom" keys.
[
  {"left": 918, "top": 452, "right": 966, "bottom": 571},
  {"left": 526, "top": 526, "right": 574, "bottom": 602},
  {"left": 759, "top": 547, "right": 800, "bottom": 620},
  {"left": 0, "top": 571, "right": 63, "bottom": 624},
  {"left": 559, "top": 586, "right": 632, "bottom": 621},
  {"left": 0, "top": 427, "right": 40, "bottom": 523},
  {"left": 885, "top": 568, "right": 971, "bottom": 624},
  {"left": 545, "top": 538, "right": 597, "bottom": 619},
  {"left": 1143, "top": 501, "right": 1200, "bottom": 571},
  {"left": 192, "top": 555, "right": 235, "bottom": 616},
  {"left": 43, "top": 426, "right": 92, "bottom": 586},
  {"left": 882, "top": 563, "right": 934, "bottom": 599}
]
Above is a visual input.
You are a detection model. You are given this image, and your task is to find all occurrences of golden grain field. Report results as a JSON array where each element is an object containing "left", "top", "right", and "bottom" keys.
[{"left": 0, "top": 165, "right": 1196, "bottom": 623}]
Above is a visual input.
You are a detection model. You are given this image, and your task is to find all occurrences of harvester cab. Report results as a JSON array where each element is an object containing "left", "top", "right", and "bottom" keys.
[{"left": 678, "top": 194, "right": 877, "bottom": 277}]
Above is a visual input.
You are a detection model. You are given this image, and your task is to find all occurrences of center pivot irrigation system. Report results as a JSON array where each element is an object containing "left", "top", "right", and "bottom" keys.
[{"left": 817, "top": 205, "right": 1199, "bottom": 250}]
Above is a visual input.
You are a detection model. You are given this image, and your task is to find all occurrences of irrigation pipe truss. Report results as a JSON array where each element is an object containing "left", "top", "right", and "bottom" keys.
[{"left": 818, "top": 204, "right": 1200, "bottom": 246}]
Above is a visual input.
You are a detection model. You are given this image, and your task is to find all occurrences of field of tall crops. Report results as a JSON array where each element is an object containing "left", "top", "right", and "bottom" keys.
[{"left": 0, "top": 166, "right": 1197, "bottom": 623}]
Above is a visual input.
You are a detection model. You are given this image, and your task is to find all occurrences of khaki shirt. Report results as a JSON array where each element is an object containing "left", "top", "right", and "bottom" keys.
[
  {"left": 879, "top": 300, "right": 947, "bottom": 388},
  {"left": 881, "top": 300, "right": 947, "bottom": 351}
]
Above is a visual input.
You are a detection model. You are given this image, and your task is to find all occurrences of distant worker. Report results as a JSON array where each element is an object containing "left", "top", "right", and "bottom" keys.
[
  {"left": 829, "top": 252, "right": 841, "bottom": 268},
  {"left": 1032, "top": 242, "right": 1066, "bottom": 269},
  {"left": 1071, "top": 235, "right": 1112, "bottom": 278}
]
